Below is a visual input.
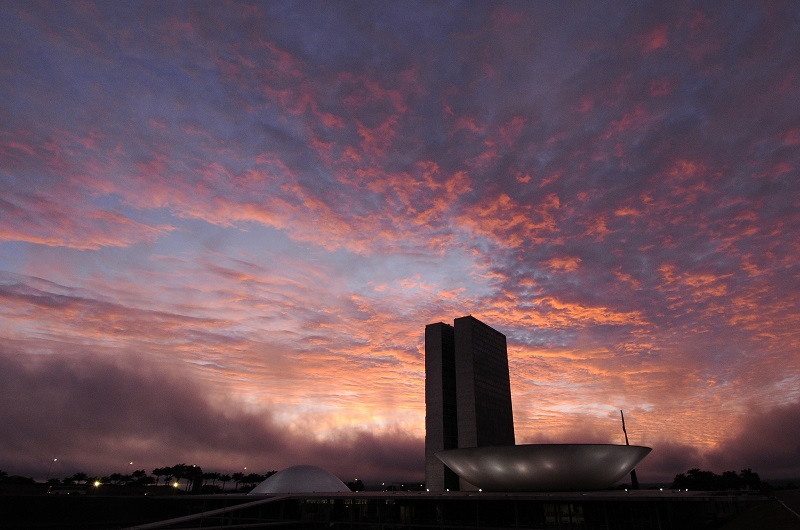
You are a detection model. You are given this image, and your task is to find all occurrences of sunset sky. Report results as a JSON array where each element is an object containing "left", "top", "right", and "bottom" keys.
[{"left": 1, "top": 1, "right": 798, "bottom": 484}]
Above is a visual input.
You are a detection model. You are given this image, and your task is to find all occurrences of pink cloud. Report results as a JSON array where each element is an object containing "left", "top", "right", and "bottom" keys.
[
  {"left": 637, "top": 24, "right": 669, "bottom": 54},
  {"left": 0, "top": 192, "right": 173, "bottom": 250}
]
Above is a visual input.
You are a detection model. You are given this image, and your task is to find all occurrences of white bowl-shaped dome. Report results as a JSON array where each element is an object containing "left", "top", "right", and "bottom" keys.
[
  {"left": 250, "top": 465, "right": 350, "bottom": 494},
  {"left": 436, "top": 444, "right": 651, "bottom": 491}
]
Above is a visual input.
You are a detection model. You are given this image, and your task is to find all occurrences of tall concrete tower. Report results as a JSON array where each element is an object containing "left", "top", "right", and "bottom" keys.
[
  {"left": 424, "top": 322, "right": 460, "bottom": 491},
  {"left": 425, "top": 315, "right": 515, "bottom": 491}
]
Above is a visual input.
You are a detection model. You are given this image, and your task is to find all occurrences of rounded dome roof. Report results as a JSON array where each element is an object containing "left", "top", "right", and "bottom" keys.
[{"left": 250, "top": 465, "right": 350, "bottom": 494}]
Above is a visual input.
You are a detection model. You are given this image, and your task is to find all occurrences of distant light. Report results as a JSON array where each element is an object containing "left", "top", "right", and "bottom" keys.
[
  {"left": 173, "top": 482, "right": 179, "bottom": 488},
  {"left": 625, "top": 488, "right": 628, "bottom": 492},
  {"left": 130, "top": 461, "right": 133, "bottom": 465},
  {"left": 478, "top": 489, "right": 482, "bottom": 492},
  {"left": 660, "top": 488, "right": 663, "bottom": 491},
  {"left": 94, "top": 481, "right": 101, "bottom": 487},
  {"left": 53, "top": 458, "right": 58, "bottom": 462},
  {"left": 426, "top": 488, "right": 429, "bottom": 492}
]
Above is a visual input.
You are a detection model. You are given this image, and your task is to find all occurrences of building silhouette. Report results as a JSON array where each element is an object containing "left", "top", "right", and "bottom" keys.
[{"left": 425, "top": 315, "right": 515, "bottom": 491}]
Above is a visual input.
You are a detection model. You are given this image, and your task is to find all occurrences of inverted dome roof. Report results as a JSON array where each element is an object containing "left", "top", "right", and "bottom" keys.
[
  {"left": 250, "top": 465, "right": 349, "bottom": 494},
  {"left": 436, "top": 444, "right": 651, "bottom": 491}
]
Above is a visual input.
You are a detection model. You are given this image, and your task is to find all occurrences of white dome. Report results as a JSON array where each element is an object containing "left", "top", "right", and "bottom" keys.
[{"left": 250, "top": 465, "right": 350, "bottom": 494}]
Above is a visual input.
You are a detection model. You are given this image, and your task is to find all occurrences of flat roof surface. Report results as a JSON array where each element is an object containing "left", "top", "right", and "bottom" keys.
[{"left": 242, "top": 488, "right": 770, "bottom": 502}]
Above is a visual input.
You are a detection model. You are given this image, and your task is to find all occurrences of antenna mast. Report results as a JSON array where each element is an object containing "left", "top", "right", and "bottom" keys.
[{"left": 620, "top": 410, "right": 640, "bottom": 489}]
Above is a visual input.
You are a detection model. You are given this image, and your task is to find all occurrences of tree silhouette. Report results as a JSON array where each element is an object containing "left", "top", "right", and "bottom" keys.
[
  {"left": 202, "top": 472, "right": 220, "bottom": 488},
  {"left": 672, "top": 468, "right": 763, "bottom": 491},
  {"left": 71, "top": 472, "right": 89, "bottom": 485},
  {"left": 721, "top": 470, "right": 742, "bottom": 490},
  {"left": 152, "top": 467, "right": 167, "bottom": 485},
  {"left": 128, "top": 470, "right": 154, "bottom": 486},
  {"left": 739, "top": 468, "right": 761, "bottom": 490},
  {"left": 168, "top": 464, "right": 190, "bottom": 489},
  {"left": 347, "top": 479, "right": 365, "bottom": 492},
  {"left": 1, "top": 473, "right": 36, "bottom": 485},
  {"left": 687, "top": 468, "right": 716, "bottom": 490},
  {"left": 187, "top": 465, "right": 203, "bottom": 493},
  {"left": 161, "top": 466, "right": 176, "bottom": 486},
  {"left": 243, "top": 473, "right": 264, "bottom": 490},
  {"left": 21, "top": 462, "right": 293, "bottom": 494}
]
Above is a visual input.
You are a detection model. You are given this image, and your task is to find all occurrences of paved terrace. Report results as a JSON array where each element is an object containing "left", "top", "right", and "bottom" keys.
[{"left": 4, "top": 489, "right": 788, "bottom": 529}]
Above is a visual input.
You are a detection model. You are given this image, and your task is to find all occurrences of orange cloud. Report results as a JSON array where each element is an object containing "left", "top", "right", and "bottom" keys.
[
  {"left": 585, "top": 214, "right": 612, "bottom": 240},
  {"left": 638, "top": 24, "right": 669, "bottom": 53},
  {"left": 499, "top": 116, "right": 526, "bottom": 146},
  {"left": 458, "top": 192, "right": 561, "bottom": 247},
  {"left": 602, "top": 105, "right": 656, "bottom": 139},
  {"left": 545, "top": 256, "right": 582, "bottom": 273}
]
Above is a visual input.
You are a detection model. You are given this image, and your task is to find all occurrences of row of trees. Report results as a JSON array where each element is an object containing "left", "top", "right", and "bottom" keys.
[
  {"left": 671, "top": 468, "right": 762, "bottom": 491},
  {"left": 31, "top": 464, "right": 277, "bottom": 493},
  {"left": 0, "top": 470, "right": 36, "bottom": 485}
]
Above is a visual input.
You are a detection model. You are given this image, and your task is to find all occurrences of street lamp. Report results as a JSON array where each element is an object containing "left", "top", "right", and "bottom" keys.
[{"left": 47, "top": 458, "right": 57, "bottom": 480}]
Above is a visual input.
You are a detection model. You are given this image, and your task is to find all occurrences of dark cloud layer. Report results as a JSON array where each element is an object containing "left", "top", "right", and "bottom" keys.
[
  {"left": 0, "top": 348, "right": 423, "bottom": 482},
  {"left": 2, "top": 345, "right": 796, "bottom": 482},
  {"left": 707, "top": 402, "right": 800, "bottom": 479}
]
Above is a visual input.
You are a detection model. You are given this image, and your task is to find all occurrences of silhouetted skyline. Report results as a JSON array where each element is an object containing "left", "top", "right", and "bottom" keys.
[{"left": 1, "top": 1, "right": 798, "bottom": 483}]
